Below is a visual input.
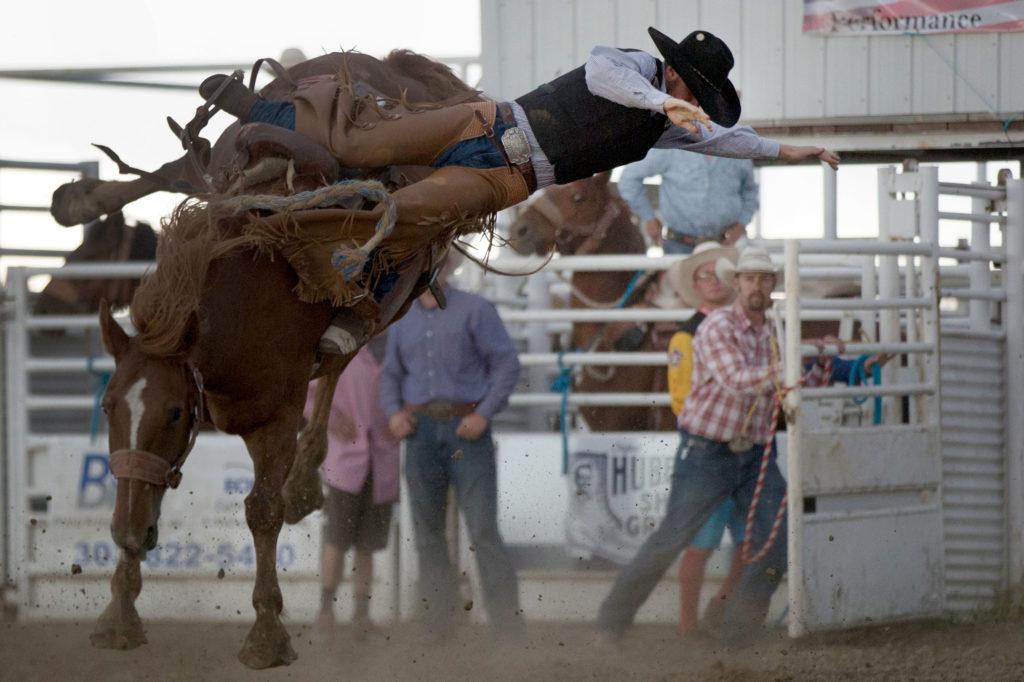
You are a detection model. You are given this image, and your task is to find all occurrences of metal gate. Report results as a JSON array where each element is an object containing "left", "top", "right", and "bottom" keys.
[
  {"left": 940, "top": 329, "right": 1007, "bottom": 613},
  {"left": 783, "top": 238, "right": 943, "bottom": 634}
]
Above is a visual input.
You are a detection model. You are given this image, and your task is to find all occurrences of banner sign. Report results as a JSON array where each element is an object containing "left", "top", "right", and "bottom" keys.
[
  {"left": 565, "top": 434, "right": 676, "bottom": 565},
  {"left": 804, "top": 0, "right": 1024, "bottom": 35},
  {"left": 25, "top": 436, "right": 321, "bottom": 578}
]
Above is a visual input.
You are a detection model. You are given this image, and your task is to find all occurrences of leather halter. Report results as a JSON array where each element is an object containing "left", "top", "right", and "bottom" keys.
[
  {"left": 108, "top": 365, "right": 206, "bottom": 490},
  {"left": 530, "top": 192, "right": 622, "bottom": 257}
]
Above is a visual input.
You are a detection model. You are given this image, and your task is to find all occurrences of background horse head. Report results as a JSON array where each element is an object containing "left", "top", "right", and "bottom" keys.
[
  {"left": 35, "top": 211, "right": 157, "bottom": 316},
  {"left": 508, "top": 173, "right": 676, "bottom": 432}
]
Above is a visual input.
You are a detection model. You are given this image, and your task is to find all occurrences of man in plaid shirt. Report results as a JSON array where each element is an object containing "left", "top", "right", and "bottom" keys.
[{"left": 598, "top": 247, "right": 830, "bottom": 647}]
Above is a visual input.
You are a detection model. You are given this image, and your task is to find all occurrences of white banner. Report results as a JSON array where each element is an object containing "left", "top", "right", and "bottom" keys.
[
  {"left": 564, "top": 434, "right": 676, "bottom": 565},
  {"left": 25, "top": 436, "right": 321, "bottom": 578},
  {"left": 804, "top": 0, "right": 1024, "bottom": 35}
]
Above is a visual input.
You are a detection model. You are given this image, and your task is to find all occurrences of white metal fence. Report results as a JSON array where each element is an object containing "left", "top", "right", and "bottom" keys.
[{"left": 2, "top": 164, "right": 1022, "bottom": 626}]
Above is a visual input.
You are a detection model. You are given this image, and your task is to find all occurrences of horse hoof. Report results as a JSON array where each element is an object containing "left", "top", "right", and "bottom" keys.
[
  {"left": 282, "top": 477, "right": 324, "bottom": 525},
  {"left": 90, "top": 625, "right": 148, "bottom": 650},
  {"left": 282, "top": 483, "right": 321, "bottom": 520},
  {"left": 238, "top": 632, "right": 297, "bottom": 669},
  {"left": 51, "top": 178, "right": 106, "bottom": 226}
]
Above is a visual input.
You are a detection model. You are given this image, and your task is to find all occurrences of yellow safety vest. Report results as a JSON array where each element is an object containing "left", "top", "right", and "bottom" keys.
[{"left": 667, "top": 312, "right": 706, "bottom": 416}]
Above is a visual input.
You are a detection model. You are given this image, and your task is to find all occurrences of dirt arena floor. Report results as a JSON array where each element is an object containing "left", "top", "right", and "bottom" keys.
[{"left": 2, "top": 617, "right": 1023, "bottom": 680}]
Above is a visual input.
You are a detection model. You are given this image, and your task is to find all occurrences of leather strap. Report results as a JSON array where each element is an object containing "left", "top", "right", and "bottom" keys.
[
  {"left": 109, "top": 448, "right": 182, "bottom": 488},
  {"left": 665, "top": 231, "right": 700, "bottom": 247}
]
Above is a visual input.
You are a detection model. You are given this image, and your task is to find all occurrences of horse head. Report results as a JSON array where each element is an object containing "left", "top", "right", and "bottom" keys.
[
  {"left": 507, "top": 172, "right": 628, "bottom": 256},
  {"left": 98, "top": 300, "right": 202, "bottom": 558},
  {"left": 36, "top": 212, "right": 158, "bottom": 316}
]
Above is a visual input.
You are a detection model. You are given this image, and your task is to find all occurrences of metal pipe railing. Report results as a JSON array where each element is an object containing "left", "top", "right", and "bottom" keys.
[{"left": 938, "top": 181, "right": 1006, "bottom": 201}]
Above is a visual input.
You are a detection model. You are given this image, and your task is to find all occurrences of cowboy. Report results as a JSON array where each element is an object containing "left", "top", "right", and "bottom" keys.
[
  {"left": 664, "top": 242, "right": 748, "bottom": 637},
  {"left": 619, "top": 147, "right": 758, "bottom": 254},
  {"left": 597, "top": 246, "right": 832, "bottom": 647},
  {"left": 378, "top": 254, "right": 523, "bottom": 643},
  {"left": 200, "top": 29, "right": 839, "bottom": 353}
]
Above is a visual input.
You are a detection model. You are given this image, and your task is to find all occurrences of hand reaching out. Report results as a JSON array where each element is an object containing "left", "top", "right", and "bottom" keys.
[
  {"left": 778, "top": 144, "right": 841, "bottom": 171},
  {"left": 663, "top": 97, "right": 713, "bottom": 134}
]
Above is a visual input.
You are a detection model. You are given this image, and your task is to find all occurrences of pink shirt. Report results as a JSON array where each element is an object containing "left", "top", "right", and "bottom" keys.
[{"left": 304, "top": 347, "right": 400, "bottom": 504}]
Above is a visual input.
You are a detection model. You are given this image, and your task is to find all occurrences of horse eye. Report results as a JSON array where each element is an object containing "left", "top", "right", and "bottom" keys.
[
  {"left": 168, "top": 407, "right": 183, "bottom": 423},
  {"left": 573, "top": 193, "right": 584, "bottom": 203}
]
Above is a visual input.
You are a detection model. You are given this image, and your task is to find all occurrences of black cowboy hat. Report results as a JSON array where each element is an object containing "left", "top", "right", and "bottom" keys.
[{"left": 648, "top": 27, "right": 741, "bottom": 128}]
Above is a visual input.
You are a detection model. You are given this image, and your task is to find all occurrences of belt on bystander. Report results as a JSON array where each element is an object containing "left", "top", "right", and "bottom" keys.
[{"left": 405, "top": 400, "right": 478, "bottom": 420}]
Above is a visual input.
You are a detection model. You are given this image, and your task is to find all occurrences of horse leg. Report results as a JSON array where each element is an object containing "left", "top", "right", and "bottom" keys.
[
  {"left": 90, "top": 552, "right": 146, "bottom": 649},
  {"left": 50, "top": 155, "right": 191, "bottom": 227},
  {"left": 282, "top": 362, "right": 346, "bottom": 525},
  {"left": 238, "top": 419, "right": 300, "bottom": 669}
]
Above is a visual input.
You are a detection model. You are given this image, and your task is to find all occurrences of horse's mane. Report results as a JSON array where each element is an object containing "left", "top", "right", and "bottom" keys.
[
  {"left": 381, "top": 49, "right": 479, "bottom": 102},
  {"left": 130, "top": 201, "right": 255, "bottom": 357}
]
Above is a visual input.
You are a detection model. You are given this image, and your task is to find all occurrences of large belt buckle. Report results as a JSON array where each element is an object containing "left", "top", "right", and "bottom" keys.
[
  {"left": 500, "top": 126, "right": 531, "bottom": 166},
  {"left": 728, "top": 437, "right": 754, "bottom": 454}
]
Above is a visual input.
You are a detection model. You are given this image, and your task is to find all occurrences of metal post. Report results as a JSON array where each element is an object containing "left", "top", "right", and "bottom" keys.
[
  {"left": 877, "top": 167, "right": 900, "bottom": 423},
  {"left": 525, "top": 273, "right": 551, "bottom": 430},
  {"left": 904, "top": 252, "right": 921, "bottom": 424},
  {"left": 4, "top": 269, "right": 28, "bottom": 605},
  {"left": 1003, "top": 178, "right": 1024, "bottom": 588},
  {"left": 918, "top": 167, "right": 941, "bottom": 429},
  {"left": 783, "top": 240, "right": 806, "bottom": 637},
  {"left": 969, "top": 182, "right": 992, "bottom": 331},
  {"left": 823, "top": 162, "right": 838, "bottom": 240},
  {"left": 752, "top": 167, "right": 763, "bottom": 240}
]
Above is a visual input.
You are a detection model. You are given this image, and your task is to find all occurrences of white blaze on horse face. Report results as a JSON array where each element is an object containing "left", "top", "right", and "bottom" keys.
[{"left": 124, "top": 378, "right": 148, "bottom": 450}]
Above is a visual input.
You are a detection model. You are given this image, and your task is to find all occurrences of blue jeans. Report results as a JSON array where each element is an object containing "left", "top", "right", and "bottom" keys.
[
  {"left": 404, "top": 414, "right": 522, "bottom": 635},
  {"left": 597, "top": 430, "right": 787, "bottom": 646},
  {"left": 247, "top": 100, "right": 508, "bottom": 170}
]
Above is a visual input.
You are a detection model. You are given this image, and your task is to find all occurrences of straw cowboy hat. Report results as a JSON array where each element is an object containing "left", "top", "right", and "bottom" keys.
[
  {"left": 714, "top": 246, "right": 780, "bottom": 284},
  {"left": 668, "top": 241, "right": 738, "bottom": 308}
]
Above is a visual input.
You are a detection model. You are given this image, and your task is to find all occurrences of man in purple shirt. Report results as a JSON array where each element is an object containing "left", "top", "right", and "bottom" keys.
[{"left": 379, "top": 255, "right": 523, "bottom": 642}]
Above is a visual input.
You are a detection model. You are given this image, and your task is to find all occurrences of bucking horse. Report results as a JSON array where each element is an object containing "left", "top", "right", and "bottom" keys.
[{"left": 59, "top": 50, "right": 487, "bottom": 668}]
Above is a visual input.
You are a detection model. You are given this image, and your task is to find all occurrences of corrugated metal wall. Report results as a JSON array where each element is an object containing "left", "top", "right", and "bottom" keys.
[
  {"left": 940, "top": 329, "right": 1007, "bottom": 614},
  {"left": 480, "top": 0, "right": 1024, "bottom": 123}
]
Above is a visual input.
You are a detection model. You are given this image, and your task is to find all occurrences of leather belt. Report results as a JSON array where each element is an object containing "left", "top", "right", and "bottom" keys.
[
  {"left": 664, "top": 231, "right": 700, "bottom": 247},
  {"left": 496, "top": 102, "right": 537, "bottom": 194},
  {"left": 406, "top": 400, "right": 478, "bottom": 420}
]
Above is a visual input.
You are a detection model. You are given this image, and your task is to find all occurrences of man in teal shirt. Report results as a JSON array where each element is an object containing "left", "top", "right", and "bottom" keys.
[{"left": 619, "top": 148, "right": 759, "bottom": 254}]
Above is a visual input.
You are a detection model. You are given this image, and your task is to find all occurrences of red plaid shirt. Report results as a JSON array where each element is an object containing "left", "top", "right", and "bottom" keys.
[{"left": 679, "top": 301, "right": 823, "bottom": 444}]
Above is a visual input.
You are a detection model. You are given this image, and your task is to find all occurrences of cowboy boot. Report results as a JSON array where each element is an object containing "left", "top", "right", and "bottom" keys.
[
  {"left": 318, "top": 307, "right": 372, "bottom": 355},
  {"left": 198, "top": 74, "right": 261, "bottom": 121}
]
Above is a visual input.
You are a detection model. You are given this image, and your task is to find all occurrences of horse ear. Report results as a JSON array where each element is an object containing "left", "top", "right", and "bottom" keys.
[
  {"left": 177, "top": 311, "right": 199, "bottom": 355},
  {"left": 98, "top": 299, "right": 130, "bottom": 360}
]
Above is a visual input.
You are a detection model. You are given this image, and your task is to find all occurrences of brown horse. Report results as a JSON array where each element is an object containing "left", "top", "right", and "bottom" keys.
[
  {"left": 34, "top": 211, "right": 157, "bottom": 316},
  {"left": 509, "top": 172, "right": 676, "bottom": 431},
  {"left": 84, "top": 51, "right": 476, "bottom": 669}
]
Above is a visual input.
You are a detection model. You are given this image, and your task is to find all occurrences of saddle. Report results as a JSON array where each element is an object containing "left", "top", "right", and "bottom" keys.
[{"left": 222, "top": 123, "right": 341, "bottom": 195}]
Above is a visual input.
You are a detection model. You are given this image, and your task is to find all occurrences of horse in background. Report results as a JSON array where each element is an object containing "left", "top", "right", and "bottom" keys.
[
  {"left": 34, "top": 211, "right": 157, "bottom": 316},
  {"left": 508, "top": 172, "right": 676, "bottom": 432}
]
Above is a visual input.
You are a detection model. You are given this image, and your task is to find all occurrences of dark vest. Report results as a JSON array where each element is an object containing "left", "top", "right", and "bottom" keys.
[{"left": 515, "top": 53, "right": 668, "bottom": 185}]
